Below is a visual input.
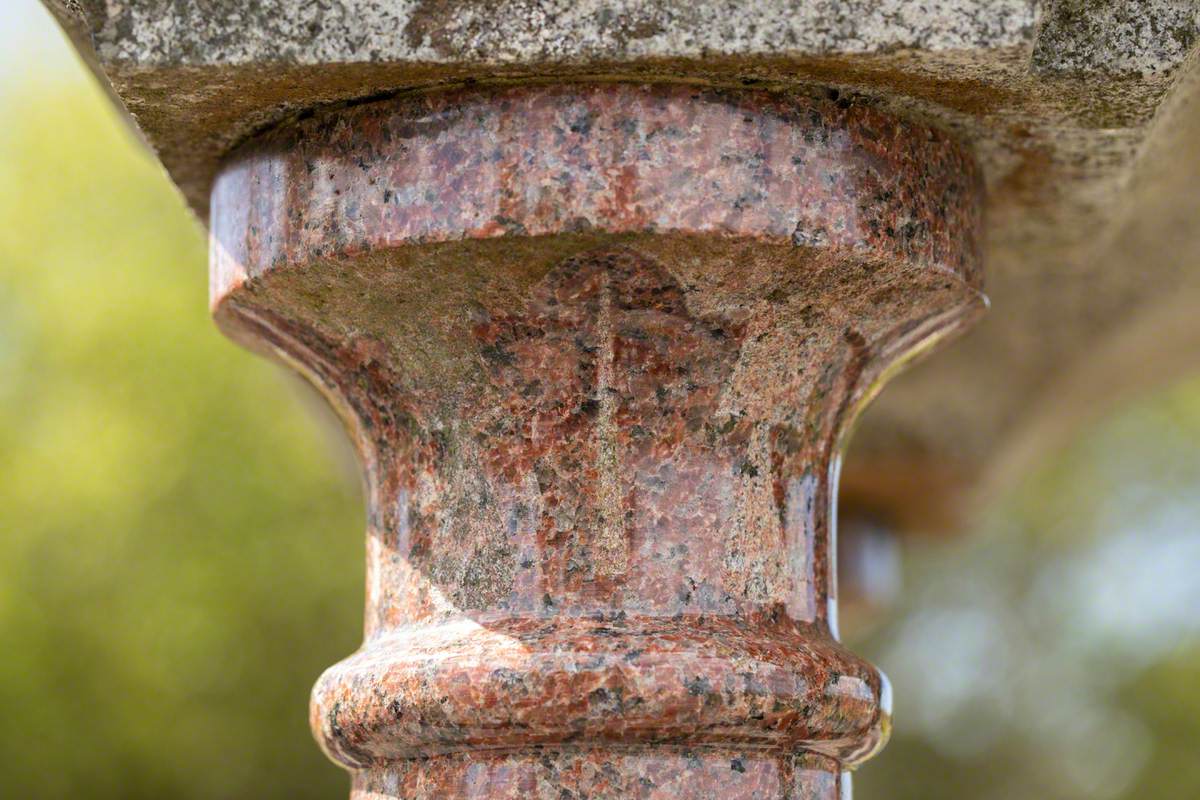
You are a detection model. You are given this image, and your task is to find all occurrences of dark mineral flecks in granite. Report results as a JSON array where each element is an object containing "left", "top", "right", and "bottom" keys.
[
  {"left": 352, "top": 749, "right": 847, "bottom": 799},
  {"left": 209, "top": 82, "right": 985, "bottom": 798}
]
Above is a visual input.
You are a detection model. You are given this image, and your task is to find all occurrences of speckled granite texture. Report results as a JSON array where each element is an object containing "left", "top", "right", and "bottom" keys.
[
  {"left": 351, "top": 750, "right": 848, "bottom": 799},
  {"left": 210, "top": 83, "right": 981, "bottom": 291},
  {"left": 209, "top": 83, "right": 982, "bottom": 797}
]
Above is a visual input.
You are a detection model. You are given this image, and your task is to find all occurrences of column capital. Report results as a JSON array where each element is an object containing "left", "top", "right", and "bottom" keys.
[{"left": 210, "top": 80, "right": 982, "bottom": 797}]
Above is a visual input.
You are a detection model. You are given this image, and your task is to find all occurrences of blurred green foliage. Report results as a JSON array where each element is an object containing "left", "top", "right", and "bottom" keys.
[
  {"left": 0, "top": 69, "right": 362, "bottom": 797},
  {"left": 2, "top": 11, "right": 1198, "bottom": 800},
  {"left": 853, "top": 379, "right": 1200, "bottom": 800}
]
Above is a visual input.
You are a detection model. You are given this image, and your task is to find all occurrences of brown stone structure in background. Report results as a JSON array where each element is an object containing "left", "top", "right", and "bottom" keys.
[{"left": 38, "top": 1, "right": 1200, "bottom": 797}]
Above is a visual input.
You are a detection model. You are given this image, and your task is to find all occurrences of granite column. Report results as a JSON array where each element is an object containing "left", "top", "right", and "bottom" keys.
[{"left": 209, "top": 82, "right": 984, "bottom": 799}]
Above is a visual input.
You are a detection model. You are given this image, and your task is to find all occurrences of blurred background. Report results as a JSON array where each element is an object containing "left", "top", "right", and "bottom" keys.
[{"left": 2, "top": 2, "right": 1198, "bottom": 798}]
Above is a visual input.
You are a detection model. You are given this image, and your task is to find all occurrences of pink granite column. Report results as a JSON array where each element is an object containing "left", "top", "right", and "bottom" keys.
[{"left": 208, "top": 83, "right": 984, "bottom": 799}]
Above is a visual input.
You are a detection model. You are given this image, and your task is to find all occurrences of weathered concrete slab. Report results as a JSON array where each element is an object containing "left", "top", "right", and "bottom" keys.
[
  {"left": 59, "top": 1, "right": 1039, "bottom": 66},
  {"left": 42, "top": 0, "right": 1200, "bottom": 531}
]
